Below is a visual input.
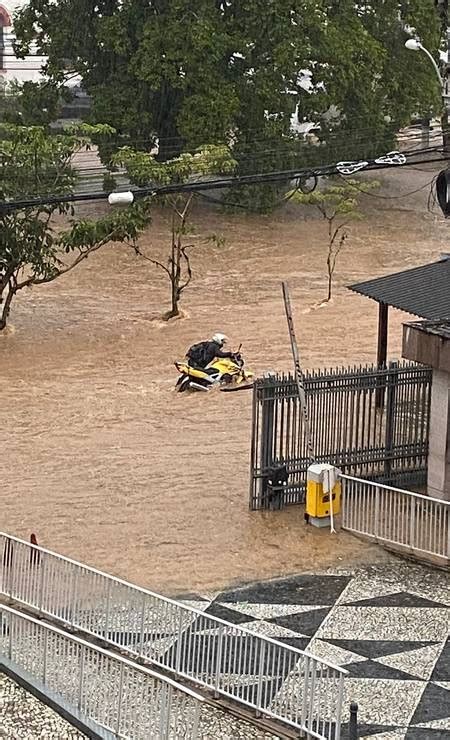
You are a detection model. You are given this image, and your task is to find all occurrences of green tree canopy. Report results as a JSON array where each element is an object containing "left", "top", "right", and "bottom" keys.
[{"left": 12, "top": 0, "right": 443, "bottom": 170}]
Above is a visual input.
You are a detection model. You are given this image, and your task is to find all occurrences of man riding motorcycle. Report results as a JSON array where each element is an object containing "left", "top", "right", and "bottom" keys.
[
  {"left": 186, "top": 333, "right": 234, "bottom": 369},
  {"left": 176, "top": 332, "right": 253, "bottom": 392}
]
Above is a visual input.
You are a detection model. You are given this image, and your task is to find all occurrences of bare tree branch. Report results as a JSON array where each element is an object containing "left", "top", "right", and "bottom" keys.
[
  {"left": 181, "top": 193, "right": 194, "bottom": 220},
  {"left": 16, "top": 233, "right": 118, "bottom": 289},
  {"left": 129, "top": 242, "right": 172, "bottom": 277},
  {"left": 178, "top": 245, "right": 193, "bottom": 293},
  {"left": 329, "top": 221, "right": 350, "bottom": 248}
]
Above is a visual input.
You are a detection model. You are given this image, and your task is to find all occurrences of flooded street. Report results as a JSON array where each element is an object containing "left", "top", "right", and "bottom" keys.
[{"left": 1, "top": 169, "right": 447, "bottom": 594}]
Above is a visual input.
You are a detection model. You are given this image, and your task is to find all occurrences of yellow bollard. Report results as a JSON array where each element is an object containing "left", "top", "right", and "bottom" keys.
[{"left": 306, "top": 463, "right": 341, "bottom": 528}]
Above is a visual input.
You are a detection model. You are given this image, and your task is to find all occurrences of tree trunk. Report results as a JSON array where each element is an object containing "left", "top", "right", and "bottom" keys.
[
  {"left": 169, "top": 282, "right": 180, "bottom": 318},
  {"left": 166, "top": 223, "right": 180, "bottom": 319},
  {"left": 0, "top": 285, "right": 15, "bottom": 331},
  {"left": 326, "top": 252, "right": 332, "bottom": 302}
]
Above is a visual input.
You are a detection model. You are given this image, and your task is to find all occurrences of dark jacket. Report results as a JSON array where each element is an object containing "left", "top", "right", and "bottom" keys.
[
  {"left": 188, "top": 340, "right": 233, "bottom": 368},
  {"left": 204, "top": 341, "right": 233, "bottom": 366}
]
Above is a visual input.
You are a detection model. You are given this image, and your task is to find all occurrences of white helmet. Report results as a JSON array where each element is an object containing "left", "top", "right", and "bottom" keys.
[{"left": 212, "top": 332, "right": 228, "bottom": 346}]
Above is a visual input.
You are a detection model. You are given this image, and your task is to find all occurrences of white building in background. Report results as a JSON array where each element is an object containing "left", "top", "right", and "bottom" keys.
[{"left": 0, "top": 0, "right": 46, "bottom": 85}]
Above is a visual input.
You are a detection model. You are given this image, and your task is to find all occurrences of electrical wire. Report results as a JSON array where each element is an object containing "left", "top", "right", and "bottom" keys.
[
  {"left": 196, "top": 174, "right": 316, "bottom": 211},
  {"left": 62, "top": 148, "right": 449, "bottom": 187},
  {"left": 336, "top": 173, "right": 441, "bottom": 201},
  {"left": 76, "top": 157, "right": 450, "bottom": 200},
  {"left": 8, "top": 136, "right": 443, "bottom": 184},
  {"left": 1, "top": 152, "right": 448, "bottom": 212}
]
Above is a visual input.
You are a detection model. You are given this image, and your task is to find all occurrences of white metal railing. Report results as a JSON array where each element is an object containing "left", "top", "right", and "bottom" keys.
[
  {"left": 0, "top": 533, "right": 346, "bottom": 740},
  {"left": 341, "top": 475, "right": 450, "bottom": 564},
  {"left": 0, "top": 605, "right": 203, "bottom": 739}
]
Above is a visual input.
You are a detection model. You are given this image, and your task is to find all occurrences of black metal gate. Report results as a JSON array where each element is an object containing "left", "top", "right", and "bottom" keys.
[{"left": 250, "top": 362, "right": 432, "bottom": 510}]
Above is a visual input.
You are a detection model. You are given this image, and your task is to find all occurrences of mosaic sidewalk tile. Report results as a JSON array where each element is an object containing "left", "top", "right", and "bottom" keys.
[
  {"left": 413, "top": 717, "right": 450, "bottom": 729},
  {"left": 342, "top": 659, "right": 419, "bottom": 681},
  {"left": 376, "top": 643, "right": 444, "bottom": 681},
  {"left": 337, "top": 567, "right": 450, "bottom": 609},
  {"left": 409, "top": 682, "right": 450, "bottom": 725},
  {"left": 344, "top": 592, "right": 450, "bottom": 609},
  {"left": 217, "top": 602, "right": 329, "bottom": 620},
  {"left": 340, "top": 678, "right": 425, "bottom": 726},
  {"left": 232, "top": 619, "right": 306, "bottom": 640},
  {"left": 178, "top": 599, "right": 212, "bottom": 612},
  {"left": 430, "top": 639, "right": 450, "bottom": 682},
  {"left": 405, "top": 729, "right": 450, "bottom": 739},
  {"left": 205, "top": 602, "right": 256, "bottom": 624},
  {"left": 315, "top": 607, "right": 450, "bottom": 642},
  {"left": 268, "top": 607, "right": 331, "bottom": 637},
  {"left": 307, "top": 637, "right": 367, "bottom": 667},
  {"left": 359, "top": 729, "right": 407, "bottom": 740},
  {"left": 217, "top": 574, "right": 351, "bottom": 606},
  {"left": 323, "top": 639, "right": 439, "bottom": 660}
]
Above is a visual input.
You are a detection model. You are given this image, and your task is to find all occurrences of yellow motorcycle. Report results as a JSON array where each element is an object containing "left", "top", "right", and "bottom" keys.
[{"left": 174, "top": 349, "right": 254, "bottom": 392}]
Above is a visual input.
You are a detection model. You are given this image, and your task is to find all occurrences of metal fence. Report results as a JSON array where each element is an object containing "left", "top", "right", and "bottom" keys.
[
  {"left": 250, "top": 362, "right": 432, "bottom": 509},
  {"left": 0, "top": 605, "right": 203, "bottom": 739},
  {"left": 341, "top": 475, "right": 450, "bottom": 566},
  {"left": 0, "top": 533, "right": 346, "bottom": 740}
]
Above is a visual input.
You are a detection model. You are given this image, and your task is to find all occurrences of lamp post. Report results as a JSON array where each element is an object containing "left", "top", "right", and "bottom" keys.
[
  {"left": 405, "top": 38, "right": 444, "bottom": 86},
  {"left": 405, "top": 37, "right": 449, "bottom": 151}
]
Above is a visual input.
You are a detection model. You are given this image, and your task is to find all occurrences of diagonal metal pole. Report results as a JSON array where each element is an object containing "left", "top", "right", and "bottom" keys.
[{"left": 281, "top": 281, "right": 315, "bottom": 461}]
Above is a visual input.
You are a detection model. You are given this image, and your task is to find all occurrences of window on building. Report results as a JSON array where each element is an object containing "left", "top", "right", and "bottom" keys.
[{"left": 0, "top": 6, "right": 12, "bottom": 71}]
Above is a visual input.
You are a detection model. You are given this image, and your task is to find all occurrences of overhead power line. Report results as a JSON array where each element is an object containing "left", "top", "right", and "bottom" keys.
[{"left": 1, "top": 146, "right": 448, "bottom": 213}]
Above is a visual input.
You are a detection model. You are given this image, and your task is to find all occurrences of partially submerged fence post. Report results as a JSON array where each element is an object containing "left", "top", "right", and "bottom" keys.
[
  {"left": 260, "top": 384, "right": 275, "bottom": 508},
  {"left": 348, "top": 701, "right": 359, "bottom": 740},
  {"left": 384, "top": 361, "right": 399, "bottom": 481},
  {"left": 376, "top": 302, "right": 388, "bottom": 408}
]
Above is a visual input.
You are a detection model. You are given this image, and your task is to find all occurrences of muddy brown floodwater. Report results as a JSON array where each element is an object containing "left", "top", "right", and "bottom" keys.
[{"left": 1, "top": 168, "right": 447, "bottom": 595}]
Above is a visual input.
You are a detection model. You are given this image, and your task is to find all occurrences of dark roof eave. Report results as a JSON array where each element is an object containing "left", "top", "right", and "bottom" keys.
[
  {"left": 347, "top": 285, "right": 426, "bottom": 318},
  {"left": 347, "top": 259, "right": 450, "bottom": 321}
]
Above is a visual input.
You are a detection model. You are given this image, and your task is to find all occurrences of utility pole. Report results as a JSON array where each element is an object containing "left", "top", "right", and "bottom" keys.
[
  {"left": 446, "top": 23, "right": 450, "bottom": 151},
  {"left": 444, "top": 11, "right": 450, "bottom": 151},
  {"left": 436, "top": 0, "right": 450, "bottom": 151}
]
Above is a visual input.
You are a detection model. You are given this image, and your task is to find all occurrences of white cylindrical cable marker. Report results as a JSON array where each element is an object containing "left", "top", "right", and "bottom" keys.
[
  {"left": 108, "top": 191, "right": 135, "bottom": 205},
  {"left": 405, "top": 39, "right": 421, "bottom": 51}
]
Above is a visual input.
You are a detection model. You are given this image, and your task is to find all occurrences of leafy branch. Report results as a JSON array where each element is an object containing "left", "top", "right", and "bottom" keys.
[
  {"left": 0, "top": 124, "right": 152, "bottom": 331},
  {"left": 294, "top": 179, "right": 379, "bottom": 302}
]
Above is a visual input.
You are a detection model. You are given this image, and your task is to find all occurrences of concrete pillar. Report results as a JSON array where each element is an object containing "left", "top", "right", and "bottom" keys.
[{"left": 427, "top": 369, "right": 450, "bottom": 501}]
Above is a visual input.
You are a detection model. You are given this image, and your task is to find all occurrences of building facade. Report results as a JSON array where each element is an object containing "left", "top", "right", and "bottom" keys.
[{"left": 0, "top": 0, "right": 46, "bottom": 85}]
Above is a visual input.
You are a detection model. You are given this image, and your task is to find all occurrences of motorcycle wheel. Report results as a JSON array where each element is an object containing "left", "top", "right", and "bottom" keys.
[{"left": 176, "top": 377, "right": 190, "bottom": 392}]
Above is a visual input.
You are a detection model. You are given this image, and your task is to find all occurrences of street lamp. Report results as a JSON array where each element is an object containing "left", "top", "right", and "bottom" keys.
[
  {"left": 405, "top": 36, "right": 450, "bottom": 215},
  {"left": 405, "top": 36, "right": 450, "bottom": 158},
  {"left": 404, "top": 38, "right": 444, "bottom": 88}
]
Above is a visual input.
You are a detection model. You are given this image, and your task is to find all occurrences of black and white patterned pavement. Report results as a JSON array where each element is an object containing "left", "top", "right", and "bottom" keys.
[{"left": 178, "top": 563, "right": 450, "bottom": 739}]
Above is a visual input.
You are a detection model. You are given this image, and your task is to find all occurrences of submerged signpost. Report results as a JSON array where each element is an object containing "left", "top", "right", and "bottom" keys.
[
  {"left": 281, "top": 281, "right": 315, "bottom": 462},
  {"left": 282, "top": 283, "right": 339, "bottom": 532}
]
